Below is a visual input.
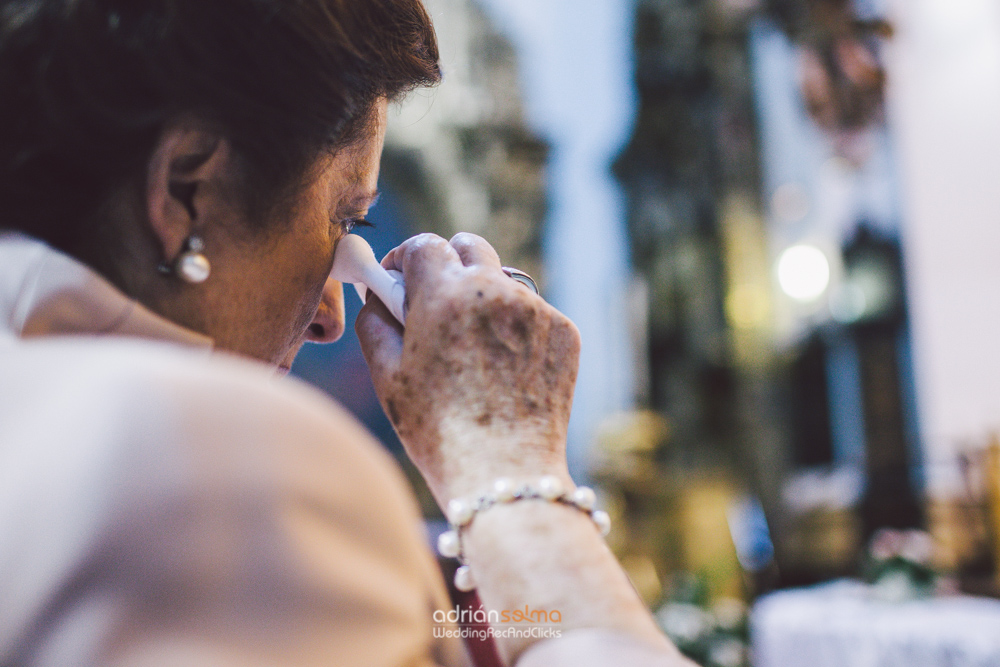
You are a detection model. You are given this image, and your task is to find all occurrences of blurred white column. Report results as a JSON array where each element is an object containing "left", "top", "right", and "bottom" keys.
[
  {"left": 477, "top": 0, "right": 638, "bottom": 479},
  {"left": 884, "top": 0, "right": 1000, "bottom": 497}
]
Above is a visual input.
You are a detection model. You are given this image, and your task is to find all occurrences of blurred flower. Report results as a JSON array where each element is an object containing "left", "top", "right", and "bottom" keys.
[
  {"left": 711, "top": 597, "right": 747, "bottom": 632},
  {"left": 865, "top": 528, "right": 938, "bottom": 601},
  {"left": 899, "top": 530, "right": 933, "bottom": 565},
  {"left": 869, "top": 528, "right": 904, "bottom": 560},
  {"left": 656, "top": 573, "right": 749, "bottom": 666},
  {"left": 657, "top": 603, "right": 713, "bottom": 645},
  {"left": 709, "top": 637, "right": 747, "bottom": 667},
  {"left": 872, "top": 570, "right": 913, "bottom": 603}
]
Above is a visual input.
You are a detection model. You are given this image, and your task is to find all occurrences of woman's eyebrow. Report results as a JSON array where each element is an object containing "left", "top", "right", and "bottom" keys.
[
  {"left": 342, "top": 190, "right": 381, "bottom": 212},
  {"left": 362, "top": 190, "right": 381, "bottom": 208}
]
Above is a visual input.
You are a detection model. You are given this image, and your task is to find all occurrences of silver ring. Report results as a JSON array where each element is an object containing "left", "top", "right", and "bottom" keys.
[{"left": 502, "top": 267, "right": 539, "bottom": 295}]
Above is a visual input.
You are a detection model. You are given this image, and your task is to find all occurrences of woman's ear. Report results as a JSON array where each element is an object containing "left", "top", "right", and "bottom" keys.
[{"left": 146, "top": 123, "right": 232, "bottom": 263}]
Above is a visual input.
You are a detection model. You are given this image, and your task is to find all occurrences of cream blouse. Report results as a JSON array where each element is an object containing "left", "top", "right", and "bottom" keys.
[{"left": 0, "top": 232, "right": 466, "bottom": 667}]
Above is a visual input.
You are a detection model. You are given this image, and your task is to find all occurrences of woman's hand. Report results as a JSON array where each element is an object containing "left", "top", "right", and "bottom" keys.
[
  {"left": 355, "top": 232, "right": 580, "bottom": 505},
  {"left": 357, "top": 233, "right": 681, "bottom": 665}
]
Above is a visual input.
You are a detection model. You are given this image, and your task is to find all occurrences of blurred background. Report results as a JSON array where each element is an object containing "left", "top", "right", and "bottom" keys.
[{"left": 293, "top": 0, "right": 1000, "bottom": 664}]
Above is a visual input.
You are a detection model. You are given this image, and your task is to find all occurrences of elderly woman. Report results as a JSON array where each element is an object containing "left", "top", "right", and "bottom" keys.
[{"left": 0, "top": 1, "right": 687, "bottom": 665}]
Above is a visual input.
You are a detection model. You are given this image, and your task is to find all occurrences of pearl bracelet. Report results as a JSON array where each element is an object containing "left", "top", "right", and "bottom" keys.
[{"left": 436, "top": 475, "right": 611, "bottom": 592}]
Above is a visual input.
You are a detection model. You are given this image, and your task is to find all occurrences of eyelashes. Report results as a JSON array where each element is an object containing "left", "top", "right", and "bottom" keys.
[
  {"left": 337, "top": 217, "right": 376, "bottom": 234},
  {"left": 349, "top": 218, "right": 375, "bottom": 231}
]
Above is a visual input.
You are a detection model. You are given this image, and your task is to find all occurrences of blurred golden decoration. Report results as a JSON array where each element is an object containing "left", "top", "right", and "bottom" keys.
[
  {"left": 621, "top": 554, "right": 664, "bottom": 606},
  {"left": 926, "top": 498, "right": 990, "bottom": 573},
  {"left": 802, "top": 2, "right": 891, "bottom": 129},
  {"left": 772, "top": 0, "right": 895, "bottom": 159},
  {"left": 782, "top": 507, "right": 860, "bottom": 571},
  {"left": 925, "top": 438, "right": 1000, "bottom": 596},
  {"left": 725, "top": 284, "right": 770, "bottom": 330},
  {"left": 798, "top": 39, "right": 884, "bottom": 133},
  {"left": 677, "top": 479, "right": 746, "bottom": 601},
  {"left": 591, "top": 410, "right": 670, "bottom": 492},
  {"left": 719, "top": 192, "right": 774, "bottom": 370},
  {"left": 777, "top": 468, "right": 864, "bottom": 577},
  {"left": 591, "top": 410, "right": 747, "bottom": 606},
  {"left": 987, "top": 434, "right": 1000, "bottom": 585}
]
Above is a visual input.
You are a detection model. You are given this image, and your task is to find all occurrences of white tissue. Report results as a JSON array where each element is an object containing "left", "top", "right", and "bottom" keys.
[{"left": 330, "top": 234, "right": 407, "bottom": 325}]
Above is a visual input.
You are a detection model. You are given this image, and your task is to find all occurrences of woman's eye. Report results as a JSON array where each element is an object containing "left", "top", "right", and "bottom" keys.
[{"left": 339, "top": 217, "right": 375, "bottom": 234}]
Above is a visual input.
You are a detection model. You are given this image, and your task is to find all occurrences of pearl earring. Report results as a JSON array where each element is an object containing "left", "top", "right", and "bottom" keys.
[{"left": 158, "top": 235, "right": 211, "bottom": 284}]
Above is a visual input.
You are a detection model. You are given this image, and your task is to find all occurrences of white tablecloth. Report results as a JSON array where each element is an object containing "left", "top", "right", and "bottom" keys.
[{"left": 751, "top": 580, "right": 1000, "bottom": 667}]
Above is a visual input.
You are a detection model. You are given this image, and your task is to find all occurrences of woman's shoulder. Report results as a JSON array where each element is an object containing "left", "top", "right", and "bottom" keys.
[
  {"left": 0, "top": 336, "right": 417, "bottom": 520},
  {"left": 4, "top": 334, "right": 357, "bottom": 431},
  {"left": 0, "top": 337, "right": 456, "bottom": 667}
]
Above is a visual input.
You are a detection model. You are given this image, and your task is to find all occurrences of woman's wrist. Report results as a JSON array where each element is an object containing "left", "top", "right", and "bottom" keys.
[
  {"left": 436, "top": 474, "right": 611, "bottom": 592},
  {"left": 457, "top": 495, "right": 671, "bottom": 663},
  {"left": 418, "top": 427, "right": 571, "bottom": 504},
  {"left": 430, "top": 459, "right": 573, "bottom": 508}
]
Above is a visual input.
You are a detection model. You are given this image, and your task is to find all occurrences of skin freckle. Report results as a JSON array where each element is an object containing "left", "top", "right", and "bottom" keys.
[{"left": 511, "top": 318, "right": 529, "bottom": 344}]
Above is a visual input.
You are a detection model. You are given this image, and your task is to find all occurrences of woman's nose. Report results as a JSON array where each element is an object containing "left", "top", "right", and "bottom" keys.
[{"left": 306, "top": 278, "right": 346, "bottom": 343}]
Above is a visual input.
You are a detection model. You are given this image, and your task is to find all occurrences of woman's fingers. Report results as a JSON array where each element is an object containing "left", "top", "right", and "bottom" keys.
[
  {"left": 382, "top": 232, "right": 503, "bottom": 272},
  {"left": 381, "top": 233, "right": 458, "bottom": 269},
  {"left": 449, "top": 232, "right": 503, "bottom": 269},
  {"left": 381, "top": 233, "right": 463, "bottom": 305},
  {"left": 399, "top": 234, "right": 462, "bottom": 286}
]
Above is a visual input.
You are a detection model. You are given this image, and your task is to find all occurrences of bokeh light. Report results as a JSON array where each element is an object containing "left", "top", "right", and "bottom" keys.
[{"left": 777, "top": 244, "right": 831, "bottom": 302}]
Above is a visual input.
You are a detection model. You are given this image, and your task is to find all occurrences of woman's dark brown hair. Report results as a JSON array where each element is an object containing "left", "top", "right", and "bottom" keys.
[{"left": 0, "top": 0, "right": 440, "bottom": 250}]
